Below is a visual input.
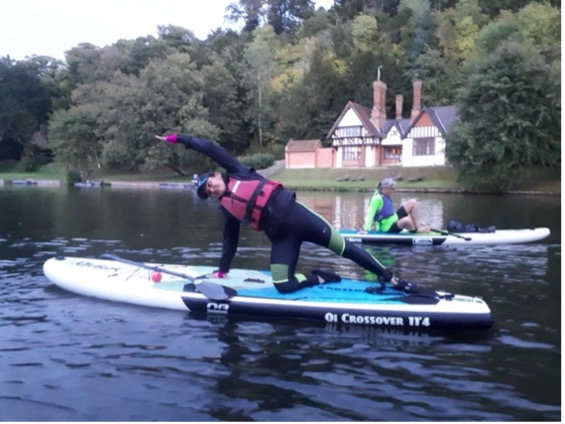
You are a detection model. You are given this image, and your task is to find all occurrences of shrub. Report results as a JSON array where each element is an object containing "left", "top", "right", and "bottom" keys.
[
  {"left": 241, "top": 153, "right": 275, "bottom": 170},
  {"left": 66, "top": 169, "right": 82, "bottom": 185}
]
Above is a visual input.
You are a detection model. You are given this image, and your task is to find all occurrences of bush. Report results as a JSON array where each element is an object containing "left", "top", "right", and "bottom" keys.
[
  {"left": 241, "top": 153, "right": 275, "bottom": 170},
  {"left": 66, "top": 169, "right": 82, "bottom": 185},
  {"left": 19, "top": 151, "right": 53, "bottom": 172}
]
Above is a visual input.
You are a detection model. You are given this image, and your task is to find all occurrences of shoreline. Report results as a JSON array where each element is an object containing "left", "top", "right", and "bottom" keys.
[{"left": 0, "top": 178, "right": 560, "bottom": 196}]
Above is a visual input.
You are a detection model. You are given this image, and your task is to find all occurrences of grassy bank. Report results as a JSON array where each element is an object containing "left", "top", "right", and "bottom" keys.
[
  {"left": 271, "top": 166, "right": 459, "bottom": 191},
  {"left": 0, "top": 161, "right": 187, "bottom": 183},
  {"left": 0, "top": 161, "right": 560, "bottom": 194},
  {"left": 271, "top": 166, "right": 561, "bottom": 194},
  {"left": 0, "top": 162, "right": 65, "bottom": 180}
]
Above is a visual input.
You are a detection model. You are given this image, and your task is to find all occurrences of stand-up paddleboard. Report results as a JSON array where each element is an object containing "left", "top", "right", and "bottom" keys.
[
  {"left": 43, "top": 255, "right": 493, "bottom": 330},
  {"left": 340, "top": 227, "right": 550, "bottom": 246}
]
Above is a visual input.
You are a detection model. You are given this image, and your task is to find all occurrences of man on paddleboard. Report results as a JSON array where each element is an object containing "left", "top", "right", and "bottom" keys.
[
  {"left": 156, "top": 134, "right": 416, "bottom": 294},
  {"left": 360, "top": 178, "right": 430, "bottom": 234}
]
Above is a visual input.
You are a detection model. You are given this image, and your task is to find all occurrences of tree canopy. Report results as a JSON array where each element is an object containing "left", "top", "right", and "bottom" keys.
[{"left": 0, "top": 0, "right": 560, "bottom": 188}]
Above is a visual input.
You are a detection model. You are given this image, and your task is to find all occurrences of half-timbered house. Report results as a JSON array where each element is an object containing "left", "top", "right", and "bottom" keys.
[{"left": 284, "top": 79, "right": 457, "bottom": 169}]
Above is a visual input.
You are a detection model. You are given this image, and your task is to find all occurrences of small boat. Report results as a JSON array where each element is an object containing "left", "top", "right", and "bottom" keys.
[
  {"left": 158, "top": 182, "right": 193, "bottom": 189},
  {"left": 11, "top": 179, "right": 37, "bottom": 185},
  {"left": 74, "top": 180, "right": 103, "bottom": 187}
]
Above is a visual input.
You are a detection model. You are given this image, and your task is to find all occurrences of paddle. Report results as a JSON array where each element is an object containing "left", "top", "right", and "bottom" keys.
[
  {"left": 99, "top": 253, "right": 237, "bottom": 300},
  {"left": 195, "top": 281, "right": 237, "bottom": 300},
  {"left": 430, "top": 228, "right": 472, "bottom": 241}
]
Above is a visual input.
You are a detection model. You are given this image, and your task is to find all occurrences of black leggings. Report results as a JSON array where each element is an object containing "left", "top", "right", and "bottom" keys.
[
  {"left": 267, "top": 201, "right": 391, "bottom": 293},
  {"left": 386, "top": 206, "right": 408, "bottom": 234}
]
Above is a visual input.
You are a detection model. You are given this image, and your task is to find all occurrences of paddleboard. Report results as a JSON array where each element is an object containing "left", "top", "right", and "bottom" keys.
[
  {"left": 43, "top": 255, "right": 493, "bottom": 330},
  {"left": 340, "top": 227, "right": 550, "bottom": 246}
]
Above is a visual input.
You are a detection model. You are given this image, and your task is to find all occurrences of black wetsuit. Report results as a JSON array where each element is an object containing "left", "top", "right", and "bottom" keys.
[{"left": 176, "top": 135, "right": 393, "bottom": 293}]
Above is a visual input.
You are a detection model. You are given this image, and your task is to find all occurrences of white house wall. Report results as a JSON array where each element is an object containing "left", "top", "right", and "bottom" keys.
[
  {"left": 340, "top": 109, "right": 363, "bottom": 126},
  {"left": 332, "top": 108, "right": 369, "bottom": 168},
  {"left": 382, "top": 126, "right": 403, "bottom": 146},
  {"left": 336, "top": 150, "right": 343, "bottom": 167},
  {"left": 364, "top": 145, "right": 376, "bottom": 167},
  {"left": 403, "top": 124, "right": 447, "bottom": 167}
]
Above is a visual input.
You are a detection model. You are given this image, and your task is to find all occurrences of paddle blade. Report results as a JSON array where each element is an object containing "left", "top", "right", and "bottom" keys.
[{"left": 196, "top": 281, "right": 237, "bottom": 300}]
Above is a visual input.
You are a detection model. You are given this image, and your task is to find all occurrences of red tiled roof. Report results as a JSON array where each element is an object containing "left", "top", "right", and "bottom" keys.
[{"left": 285, "top": 139, "right": 322, "bottom": 152}]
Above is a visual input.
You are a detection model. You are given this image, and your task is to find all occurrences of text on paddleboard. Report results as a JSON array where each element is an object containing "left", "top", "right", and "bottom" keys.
[{"left": 325, "top": 312, "right": 431, "bottom": 327}]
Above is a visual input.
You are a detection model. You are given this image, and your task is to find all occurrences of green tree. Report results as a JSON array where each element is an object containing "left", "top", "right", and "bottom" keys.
[
  {"left": 65, "top": 43, "right": 104, "bottom": 87},
  {"left": 513, "top": 2, "right": 560, "bottom": 63},
  {"left": 408, "top": 46, "right": 458, "bottom": 106},
  {"left": 298, "top": 6, "right": 332, "bottom": 37},
  {"left": 201, "top": 60, "right": 246, "bottom": 152},
  {"left": 351, "top": 14, "right": 378, "bottom": 52},
  {"left": 138, "top": 53, "right": 220, "bottom": 175},
  {"left": 226, "top": 0, "right": 266, "bottom": 33},
  {"left": 333, "top": 0, "right": 385, "bottom": 21},
  {"left": 100, "top": 36, "right": 170, "bottom": 77},
  {"left": 243, "top": 25, "right": 282, "bottom": 147},
  {"left": 205, "top": 29, "right": 254, "bottom": 149},
  {"left": 279, "top": 36, "right": 350, "bottom": 141},
  {"left": 477, "top": 0, "right": 560, "bottom": 18},
  {"left": 434, "top": 0, "right": 485, "bottom": 63},
  {"left": 48, "top": 104, "right": 102, "bottom": 180},
  {"left": 266, "top": 0, "right": 316, "bottom": 36},
  {"left": 406, "top": 0, "right": 486, "bottom": 106},
  {"left": 398, "top": 0, "right": 433, "bottom": 65},
  {"left": 0, "top": 57, "right": 56, "bottom": 161},
  {"left": 473, "top": 2, "right": 560, "bottom": 64},
  {"left": 446, "top": 41, "right": 560, "bottom": 191}
]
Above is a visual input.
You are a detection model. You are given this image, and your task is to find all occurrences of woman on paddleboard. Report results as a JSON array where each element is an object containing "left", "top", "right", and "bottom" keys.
[
  {"left": 155, "top": 134, "right": 416, "bottom": 294},
  {"left": 360, "top": 178, "right": 430, "bottom": 234}
]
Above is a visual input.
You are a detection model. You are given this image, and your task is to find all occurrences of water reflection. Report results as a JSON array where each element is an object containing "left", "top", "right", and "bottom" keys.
[
  {"left": 0, "top": 186, "right": 560, "bottom": 421},
  {"left": 201, "top": 318, "right": 524, "bottom": 421},
  {"left": 298, "top": 191, "right": 506, "bottom": 231}
]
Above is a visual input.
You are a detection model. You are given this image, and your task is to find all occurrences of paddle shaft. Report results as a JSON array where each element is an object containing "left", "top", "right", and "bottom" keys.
[
  {"left": 99, "top": 253, "right": 236, "bottom": 300},
  {"left": 430, "top": 228, "right": 472, "bottom": 241},
  {"left": 100, "top": 253, "right": 198, "bottom": 281}
]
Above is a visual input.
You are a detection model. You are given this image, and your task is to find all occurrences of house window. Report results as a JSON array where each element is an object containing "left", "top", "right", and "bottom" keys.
[
  {"left": 343, "top": 146, "right": 361, "bottom": 161},
  {"left": 384, "top": 147, "right": 401, "bottom": 159},
  {"left": 336, "top": 126, "right": 364, "bottom": 137},
  {"left": 413, "top": 138, "right": 435, "bottom": 156}
]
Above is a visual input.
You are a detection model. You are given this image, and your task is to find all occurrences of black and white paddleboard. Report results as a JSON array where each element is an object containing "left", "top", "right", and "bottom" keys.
[
  {"left": 43, "top": 255, "right": 493, "bottom": 330},
  {"left": 340, "top": 227, "right": 550, "bottom": 246}
]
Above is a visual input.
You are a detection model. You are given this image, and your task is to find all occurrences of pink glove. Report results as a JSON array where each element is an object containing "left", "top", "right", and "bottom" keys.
[
  {"left": 164, "top": 134, "right": 178, "bottom": 144},
  {"left": 155, "top": 134, "right": 178, "bottom": 144}
]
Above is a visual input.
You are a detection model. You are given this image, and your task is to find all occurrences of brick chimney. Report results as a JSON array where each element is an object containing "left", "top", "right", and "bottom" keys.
[
  {"left": 395, "top": 94, "right": 403, "bottom": 119},
  {"left": 370, "top": 80, "right": 387, "bottom": 129},
  {"left": 411, "top": 80, "right": 422, "bottom": 121}
]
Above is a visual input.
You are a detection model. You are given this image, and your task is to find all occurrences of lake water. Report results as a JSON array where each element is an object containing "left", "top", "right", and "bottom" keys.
[{"left": 0, "top": 185, "right": 561, "bottom": 421}]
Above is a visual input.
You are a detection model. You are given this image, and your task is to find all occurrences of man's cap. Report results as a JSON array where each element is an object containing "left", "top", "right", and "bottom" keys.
[
  {"left": 378, "top": 178, "right": 396, "bottom": 189},
  {"left": 196, "top": 172, "right": 215, "bottom": 199}
]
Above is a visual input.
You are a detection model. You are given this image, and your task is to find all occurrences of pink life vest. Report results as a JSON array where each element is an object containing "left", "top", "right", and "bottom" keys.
[{"left": 220, "top": 178, "right": 282, "bottom": 230}]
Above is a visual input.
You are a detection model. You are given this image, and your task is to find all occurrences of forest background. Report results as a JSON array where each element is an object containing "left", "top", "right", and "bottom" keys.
[{"left": 0, "top": 0, "right": 561, "bottom": 191}]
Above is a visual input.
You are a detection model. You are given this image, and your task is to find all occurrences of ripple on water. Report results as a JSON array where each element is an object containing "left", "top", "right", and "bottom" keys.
[
  {"left": 496, "top": 335, "right": 555, "bottom": 349},
  {"left": 0, "top": 225, "right": 560, "bottom": 421}
]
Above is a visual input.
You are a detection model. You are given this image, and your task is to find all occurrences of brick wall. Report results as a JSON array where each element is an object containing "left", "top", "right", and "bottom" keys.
[
  {"left": 316, "top": 148, "right": 334, "bottom": 168},
  {"left": 286, "top": 148, "right": 334, "bottom": 169}
]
